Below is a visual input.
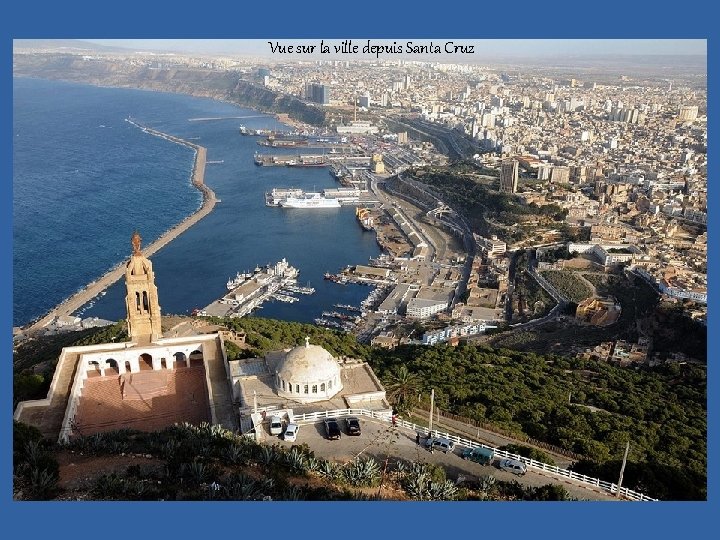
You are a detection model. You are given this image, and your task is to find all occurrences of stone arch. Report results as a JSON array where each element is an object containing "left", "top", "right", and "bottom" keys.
[
  {"left": 174, "top": 351, "right": 187, "bottom": 368},
  {"left": 87, "top": 360, "right": 102, "bottom": 377},
  {"left": 189, "top": 349, "right": 203, "bottom": 368},
  {"left": 139, "top": 353, "right": 153, "bottom": 371},
  {"left": 105, "top": 358, "right": 119, "bottom": 375}
]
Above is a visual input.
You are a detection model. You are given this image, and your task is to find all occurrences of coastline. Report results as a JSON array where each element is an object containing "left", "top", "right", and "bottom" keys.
[{"left": 21, "top": 122, "right": 215, "bottom": 335}]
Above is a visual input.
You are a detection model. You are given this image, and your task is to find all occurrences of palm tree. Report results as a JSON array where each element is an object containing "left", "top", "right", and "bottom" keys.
[{"left": 386, "top": 365, "right": 422, "bottom": 412}]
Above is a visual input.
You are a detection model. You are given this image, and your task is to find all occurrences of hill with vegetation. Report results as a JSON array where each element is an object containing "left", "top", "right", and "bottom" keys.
[{"left": 13, "top": 316, "right": 706, "bottom": 500}]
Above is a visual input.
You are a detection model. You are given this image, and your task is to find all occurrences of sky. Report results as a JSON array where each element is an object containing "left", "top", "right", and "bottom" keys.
[{"left": 83, "top": 39, "right": 707, "bottom": 59}]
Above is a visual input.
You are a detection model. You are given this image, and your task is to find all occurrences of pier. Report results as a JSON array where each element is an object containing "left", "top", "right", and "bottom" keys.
[
  {"left": 22, "top": 121, "right": 217, "bottom": 336},
  {"left": 254, "top": 152, "right": 372, "bottom": 167},
  {"left": 201, "top": 260, "right": 304, "bottom": 318}
]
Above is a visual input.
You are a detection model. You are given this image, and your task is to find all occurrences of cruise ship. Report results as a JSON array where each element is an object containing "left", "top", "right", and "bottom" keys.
[
  {"left": 280, "top": 192, "right": 341, "bottom": 209},
  {"left": 265, "top": 187, "right": 304, "bottom": 206}
]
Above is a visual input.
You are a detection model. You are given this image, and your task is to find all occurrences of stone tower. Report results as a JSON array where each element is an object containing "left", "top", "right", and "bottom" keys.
[{"left": 124, "top": 231, "right": 162, "bottom": 344}]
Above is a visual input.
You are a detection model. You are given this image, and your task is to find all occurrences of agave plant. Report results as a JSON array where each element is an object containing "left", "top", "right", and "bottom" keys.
[
  {"left": 305, "top": 456, "right": 321, "bottom": 474},
  {"left": 404, "top": 473, "right": 429, "bottom": 500},
  {"left": 110, "top": 440, "right": 130, "bottom": 454},
  {"left": 427, "top": 480, "right": 458, "bottom": 501},
  {"left": 182, "top": 461, "right": 213, "bottom": 484},
  {"left": 285, "top": 447, "right": 307, "bottom": 474},
  {"left": 478, "top": 474, "right": 496, "bottom": 494},
  {"left": 223, "top": 444, "right": 247, "bottom": 465},
  {"left": 162, "top": 439, "right": 181, "bottom": 461},
  {"left": 224, "top": 474, "right": 259, "bottom": 500},
  {"left": 318, "top": 459, "right": 339, "bottom": 480},
  {"left": 394, "top": 459, "right": 408, "bottom": 475},
  {"left": 257, "top": 476, "right": 275, "bottom": 496},
  {"left": 29, "top": 467, "right": 57, "bottom": 499},
  {"left": 281, "top": 485, "right": 304, "bottom": 501},
  {"left": 259, "top": 445, "right": 277, "bottom": 466},
  {"left": 92, "top": 473, "right": 124, "bottom": 499},
  {"left": 348, "top": 457, "right": 381, "bottom": 487},
  {"left": 127, "top": 478, "right": 149, "bottom": 500},
  {"left": 23, "top": 440, "right": 44, "bottom": 467}
]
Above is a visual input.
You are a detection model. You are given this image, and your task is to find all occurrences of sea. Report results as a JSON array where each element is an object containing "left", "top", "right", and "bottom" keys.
[{"left": 12, "top": 77, "right": 381, "bottom": 327}]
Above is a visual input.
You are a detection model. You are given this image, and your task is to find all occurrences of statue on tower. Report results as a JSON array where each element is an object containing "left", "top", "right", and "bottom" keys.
[{"left": 131, "top": 230, "right": 142, "bottom": 256}]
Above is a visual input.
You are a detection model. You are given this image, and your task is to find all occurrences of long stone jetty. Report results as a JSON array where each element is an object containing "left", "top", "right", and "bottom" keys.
[{"left": 22, "top": 120, "right": 217, "bottom": 335}]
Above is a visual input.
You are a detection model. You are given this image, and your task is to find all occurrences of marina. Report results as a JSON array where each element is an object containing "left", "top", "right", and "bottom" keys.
[{"left": 202, "top": 259, "right": 309, "bottom": 318}]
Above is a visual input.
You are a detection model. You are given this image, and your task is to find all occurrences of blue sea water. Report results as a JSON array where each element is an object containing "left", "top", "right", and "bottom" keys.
[{"left": 13, "top": 78, "right": 380, "bottom": 327}]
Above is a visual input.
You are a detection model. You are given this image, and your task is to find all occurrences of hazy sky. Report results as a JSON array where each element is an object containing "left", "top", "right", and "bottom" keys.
[{"left": 84, "top": 39, "right": 707, "bottom": 59}]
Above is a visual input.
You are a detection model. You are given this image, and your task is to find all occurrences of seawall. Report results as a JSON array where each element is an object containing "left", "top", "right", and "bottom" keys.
[{"left": 22, "top": 121, "right": 216, "bottom": 335}]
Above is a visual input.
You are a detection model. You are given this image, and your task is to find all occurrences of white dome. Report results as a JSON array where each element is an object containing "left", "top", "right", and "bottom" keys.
[{"left": 275, "top": 339, "right": 343, "bottom": 402}]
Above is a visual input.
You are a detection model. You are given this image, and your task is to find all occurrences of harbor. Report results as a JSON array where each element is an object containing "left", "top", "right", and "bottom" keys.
[
  {"left": 265, "top": 187, "right": 379, "bottom": 207},
  {"left": 200, "top": 259, "right": 314, "bottom": 318},
  {"left": 253, "top": 152, "right": 371, "bottom": 167}
]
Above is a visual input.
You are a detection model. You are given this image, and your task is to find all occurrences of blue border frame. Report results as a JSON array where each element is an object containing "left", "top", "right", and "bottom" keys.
[{"left": 3, "top": 1, "right": 714, "bottom": 538}]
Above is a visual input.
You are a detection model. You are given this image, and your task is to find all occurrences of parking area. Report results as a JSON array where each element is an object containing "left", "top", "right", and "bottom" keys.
[{"left": 269, "top": 417, "right": 617, "bottom": 500}]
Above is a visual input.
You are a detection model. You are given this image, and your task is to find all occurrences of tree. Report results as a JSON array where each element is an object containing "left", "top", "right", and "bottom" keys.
[{"left": 386, "top": 365, "right": 423, "bottom": 412}]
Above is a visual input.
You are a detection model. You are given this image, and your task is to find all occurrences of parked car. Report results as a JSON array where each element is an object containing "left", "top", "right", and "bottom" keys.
[
  {"left": 283, "top": 423, "right": 300, "bottom": 442},
  {"left": 269, "top": 415, "right": 284, "bottom": 436},
  {"left": 324, "top": 418, "right": 342, "bottom": 440},
  {"left": 345, "top": 417, "right": 361, "bottom": 436},
  {"left": 425, "top": 437, "right": 455, "bottom": 454},
  {"left": 499, "top": 458, "right": 527, "bottom": 476},
  {"left": 462, "top": 446, "right": 495, "bottom": 465}
]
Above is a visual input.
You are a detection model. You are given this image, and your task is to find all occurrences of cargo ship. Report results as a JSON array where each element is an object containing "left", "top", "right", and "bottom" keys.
[{"left": 355, "top": 207, "right": 374, "bottom": 231}]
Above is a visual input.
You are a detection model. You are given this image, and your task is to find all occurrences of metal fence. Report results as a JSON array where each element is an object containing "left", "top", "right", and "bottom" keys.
[{"left": 292, "top": 408, "right": 657, "bottom": 502}]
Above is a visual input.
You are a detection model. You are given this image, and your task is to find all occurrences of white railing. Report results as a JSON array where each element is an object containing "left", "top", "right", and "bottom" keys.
[{"left": 292, "top": 408, "right": 657, "bottom": 502}]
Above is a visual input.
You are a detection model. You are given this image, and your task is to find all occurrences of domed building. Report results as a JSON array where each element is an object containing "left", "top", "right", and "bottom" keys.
[{"left": 274, "top": 337, "right": 343, "bottom": 403}]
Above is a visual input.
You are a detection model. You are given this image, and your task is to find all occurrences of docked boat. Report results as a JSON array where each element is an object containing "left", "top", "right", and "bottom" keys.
[
  {"left": 265, "top": 187, "right": 304, "bottom": 206},
  {"left": 280, "top": 193, "right": 341, "bottom": 209},
  {"left": 239, "top": 125, "right": 248, "bottom": 135}
]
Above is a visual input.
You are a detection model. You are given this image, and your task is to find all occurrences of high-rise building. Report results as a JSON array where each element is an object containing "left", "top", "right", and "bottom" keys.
[
  {"left": 358, "top": 94, "right": 370, "bottom": 108},
  {"left": 404, "top": 74, "right": 411, "bottom": 90},
  {"left": 305, "top": 83, "right": 330, "bottom": 105},
  {"left": 500, "top": 159, "right": 519, "bottom": 193},
  {"left": 678, "top": 105, "right": 699, "bottom": 122}
]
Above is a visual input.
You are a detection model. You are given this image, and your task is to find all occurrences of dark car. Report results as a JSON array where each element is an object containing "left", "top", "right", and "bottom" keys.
[
  {"left": 324, "top": 418, "right": 342, "bottom": 440},
  {"left": 345, "top": 416, "right": 361, "bottom": 436}
]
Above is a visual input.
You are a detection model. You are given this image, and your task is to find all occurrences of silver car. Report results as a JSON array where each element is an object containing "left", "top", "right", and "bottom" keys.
[
  {"left": 499, "top": 458, "right": 527, "bottom": 476},
  {"left": 425, "top": 437, "right": 455, "bottom": 454}
]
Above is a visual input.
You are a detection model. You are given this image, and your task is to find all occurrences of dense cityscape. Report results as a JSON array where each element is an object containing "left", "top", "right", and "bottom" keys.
[{"left": 12, "top": 40, "right": 707, "bottom": 504}]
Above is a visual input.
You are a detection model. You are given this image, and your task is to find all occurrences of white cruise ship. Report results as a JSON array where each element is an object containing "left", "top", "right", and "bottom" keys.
[{"left": 280, "top": 192, "right": 341, "bottom": 209}]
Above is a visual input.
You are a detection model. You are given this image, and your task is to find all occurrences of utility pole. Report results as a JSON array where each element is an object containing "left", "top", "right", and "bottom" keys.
[
  {"left": 428, "top": 388, "right": 435, "bottom": 436},
  {"left": 616, "top": 441, "right": 630, "bottom": 498}
]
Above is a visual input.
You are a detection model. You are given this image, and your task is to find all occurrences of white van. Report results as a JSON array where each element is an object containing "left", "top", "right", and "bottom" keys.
[{"left": 269, "top": 415, "right": 284, "bottom": 436}]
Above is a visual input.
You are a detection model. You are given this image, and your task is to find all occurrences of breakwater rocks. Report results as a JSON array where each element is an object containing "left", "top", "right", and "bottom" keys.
[{"left": 22, "top": 123, "right": 215, "bottom": 335}]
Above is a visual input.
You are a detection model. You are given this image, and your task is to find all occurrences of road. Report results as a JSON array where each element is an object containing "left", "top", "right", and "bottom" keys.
[{"left": 269, "top": 418, "right": 617, "bottom": 500}]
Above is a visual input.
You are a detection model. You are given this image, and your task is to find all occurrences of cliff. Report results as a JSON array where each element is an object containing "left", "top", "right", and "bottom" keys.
[{"left": 13, "top": 53, "right": 326, "bottom": 127}]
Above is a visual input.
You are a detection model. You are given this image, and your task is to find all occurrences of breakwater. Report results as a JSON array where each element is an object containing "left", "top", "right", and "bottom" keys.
[{"left": 22, "top": 120, "right": 215, "bottom": 335}]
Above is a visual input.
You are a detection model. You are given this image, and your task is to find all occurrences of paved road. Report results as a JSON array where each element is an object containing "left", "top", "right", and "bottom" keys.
[{"left": 268, "top": 418, "right": 617, "bottom": 501}]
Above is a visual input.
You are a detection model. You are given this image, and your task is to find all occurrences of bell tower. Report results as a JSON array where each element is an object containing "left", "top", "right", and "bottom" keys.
[{"left": 124, "top": 231, "right": 162, "bottom": 344}]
